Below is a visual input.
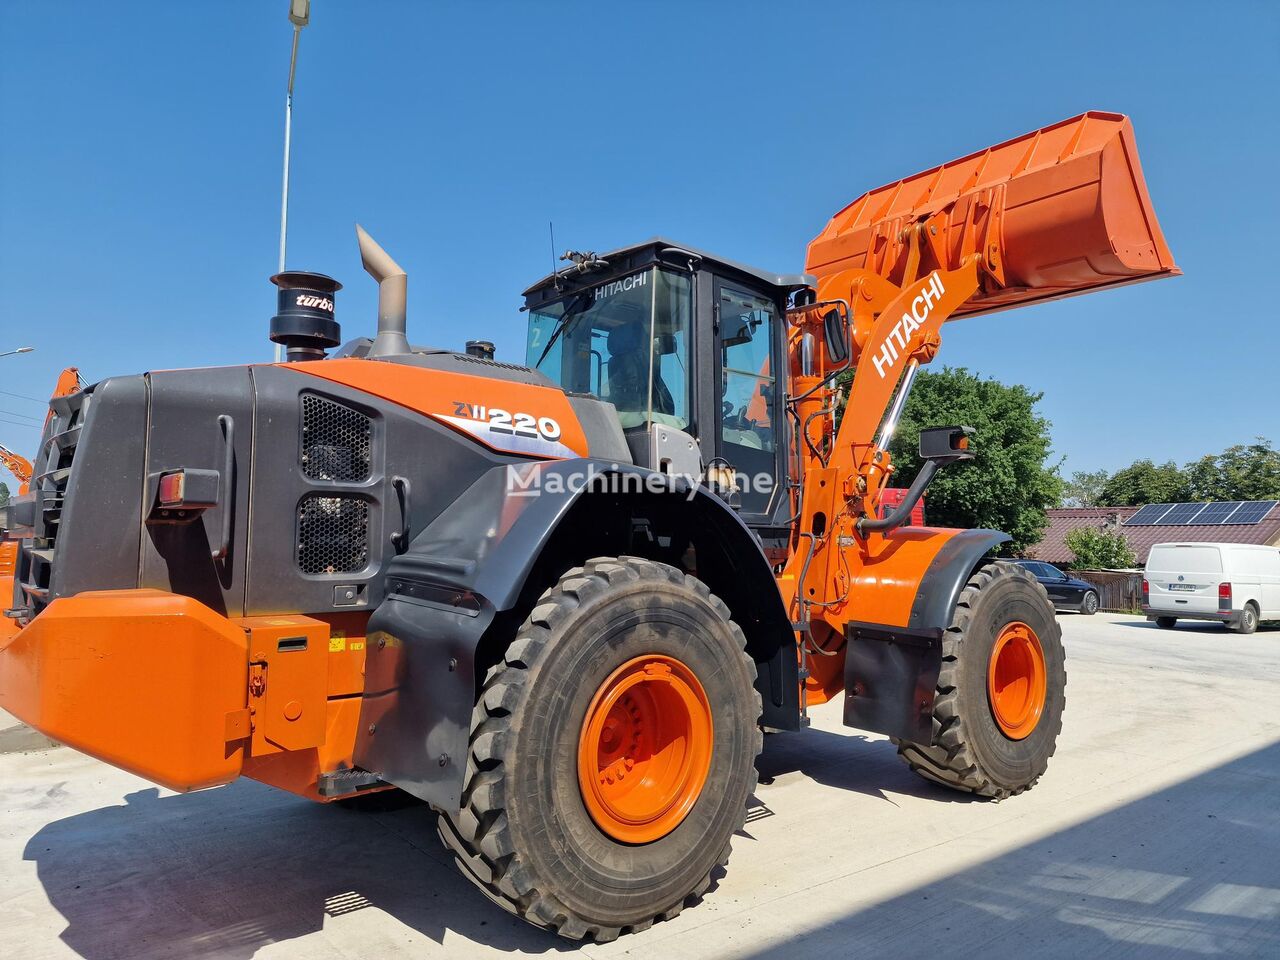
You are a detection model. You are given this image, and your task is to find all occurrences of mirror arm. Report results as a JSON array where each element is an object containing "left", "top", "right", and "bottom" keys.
[{"left": 857, "top": 459, "right": 938, "bottom": 535}]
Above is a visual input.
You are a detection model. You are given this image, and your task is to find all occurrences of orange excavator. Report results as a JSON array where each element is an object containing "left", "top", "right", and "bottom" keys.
[
  {"left": 0, "top": 443, "right": 33, "bottom": 582},
  {"left": 0, "top": 112, "right": 1176, "bottom": 940},
  {"left": 0, "top": 370, "right": 78, "bottom": 588},
  {"left": 0, "top": 444, "right": 31, "bottom": 489}
]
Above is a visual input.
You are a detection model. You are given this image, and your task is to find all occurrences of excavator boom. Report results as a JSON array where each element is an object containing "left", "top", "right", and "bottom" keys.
[{"left": 0, "top": 444, "right": 33, "bottom": 489}]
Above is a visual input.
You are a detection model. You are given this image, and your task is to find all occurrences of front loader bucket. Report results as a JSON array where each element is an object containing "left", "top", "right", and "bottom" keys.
[{"left": 807, "top": 111, "right": 1179, "bottom": 317}]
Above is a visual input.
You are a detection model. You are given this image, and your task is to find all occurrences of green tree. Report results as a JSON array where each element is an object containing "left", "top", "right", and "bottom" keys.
[
  {"left": 1064, "top": 526, "right": 1137, "bottom": 569},
  {"left": 880, "top": 367, "right": 1062, "bottom": 553},
  {"left": 0, "top": 480, "right": 9, "bottom": 506},
  {"left": 1098, "top": 459, "right": 1188, "bottom": 507},
  {"left": 1183, "top": 438, "right": 1280, "bottom": 502},
  {"left": 1061, "top": 469, "right": 1110, "bottom": 508}
]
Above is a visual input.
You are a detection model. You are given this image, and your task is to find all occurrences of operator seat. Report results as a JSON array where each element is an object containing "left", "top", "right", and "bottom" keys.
[{"left": 605, "top": 324, "right": 675, "bottom": 417}]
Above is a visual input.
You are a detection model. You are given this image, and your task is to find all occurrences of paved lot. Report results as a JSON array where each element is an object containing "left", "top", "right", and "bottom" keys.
[{"left": 2, "top": 613, "right": 1278, "bottom": 960}]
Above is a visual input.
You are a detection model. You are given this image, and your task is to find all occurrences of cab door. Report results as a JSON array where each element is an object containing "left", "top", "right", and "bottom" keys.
[{"left": 713, "top": 279, "right": 783, "bottom": 521}]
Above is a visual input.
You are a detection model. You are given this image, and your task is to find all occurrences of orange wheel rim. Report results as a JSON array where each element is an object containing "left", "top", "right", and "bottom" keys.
[
  {"left": 987, "top": 621, "right": 1047, "bottom": 740},
  {"left": 577, "top": 655, "right": 713, "bottom": 844}
]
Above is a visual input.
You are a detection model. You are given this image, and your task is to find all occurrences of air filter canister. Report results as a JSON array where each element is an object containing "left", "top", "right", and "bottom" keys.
[{"left": 270, "top": 271, "right": 343, "bottom": 361}]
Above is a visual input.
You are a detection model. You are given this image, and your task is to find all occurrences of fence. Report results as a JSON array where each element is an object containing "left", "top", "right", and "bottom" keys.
[{"left": 1071, "top": 569, "right": 1144, "bottom": 613}]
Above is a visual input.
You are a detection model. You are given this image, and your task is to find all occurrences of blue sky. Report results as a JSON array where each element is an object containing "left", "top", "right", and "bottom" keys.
[{"left": 1, "top": 1, "right": 1276, "bottom": 479}]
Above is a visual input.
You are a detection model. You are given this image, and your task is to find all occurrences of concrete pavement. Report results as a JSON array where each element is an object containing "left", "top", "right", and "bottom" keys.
[{"left": 2, "top": 613, "right": 1278, "bottom": 959}]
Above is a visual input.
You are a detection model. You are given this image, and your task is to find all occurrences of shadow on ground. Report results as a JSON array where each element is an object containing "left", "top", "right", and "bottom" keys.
[
  {"left": 23, "top": 782, "right": 571, "bottom": 960},
  {"left": 24, "top": 728, "right": 1279, "bottom": 958},
  {"left": 755, "top": 726, "right": 982, "bottom": 805},
  {"left": 1116, "top": 618, "right": 1279, "bottom": 634},
  {"left": 22, "top": 727, "right": 961, "bottom": 959},
  {"left": 736, "top": 741, "right": 1280, "bottom": 959}
]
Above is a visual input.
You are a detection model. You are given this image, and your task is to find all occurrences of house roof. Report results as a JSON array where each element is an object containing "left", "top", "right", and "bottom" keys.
[
  {"left": 1027, "top": 504, "right": 1280, "bottom": 565},
  {"left": 1028, "top": 507, "right": 1139, "bottom": 564}
]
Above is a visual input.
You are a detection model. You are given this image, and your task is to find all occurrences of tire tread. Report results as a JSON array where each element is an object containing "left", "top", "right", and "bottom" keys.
[
  {"left": 893, "top": 561, "right": 1066, "bottom": 799},
  {"left": 437, "top": 555, "right": 762, "bottom": 941}
]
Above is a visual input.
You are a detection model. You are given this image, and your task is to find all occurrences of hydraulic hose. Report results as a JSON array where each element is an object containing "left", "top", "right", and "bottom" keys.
[{"left": 856, "top": 458, "right": 939, "bottom": 536}]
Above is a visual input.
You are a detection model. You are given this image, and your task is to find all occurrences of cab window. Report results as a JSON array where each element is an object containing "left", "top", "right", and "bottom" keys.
[
  {"left": 718, "top": 283, "right": 777, "bottom": 513},
  {"left": 526, "top": 268, "right": 692, "bottom": 431}
]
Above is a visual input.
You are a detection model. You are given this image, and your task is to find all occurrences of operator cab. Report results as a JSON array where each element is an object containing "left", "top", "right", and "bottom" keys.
[{"left": 523, "top": 238, "right": 813, "bottom": 533}]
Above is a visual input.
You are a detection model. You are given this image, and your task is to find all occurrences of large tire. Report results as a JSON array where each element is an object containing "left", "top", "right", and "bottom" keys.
[
  {"left": 894, "top": 561, "right": 1065, "bottom": 798},
  {"left": 437, "top": 556, "right": 762, "bottom": 942}
]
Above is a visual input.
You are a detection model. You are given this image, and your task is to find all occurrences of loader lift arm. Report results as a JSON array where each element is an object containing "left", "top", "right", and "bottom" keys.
[{"left": 781, "top": 111, "right": 1178, "bottom": 716}]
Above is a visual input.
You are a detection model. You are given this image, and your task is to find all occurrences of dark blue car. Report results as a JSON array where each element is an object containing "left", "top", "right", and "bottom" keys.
[{"left": 1011, "top": 560, "right": 1100, "bottom": 615}]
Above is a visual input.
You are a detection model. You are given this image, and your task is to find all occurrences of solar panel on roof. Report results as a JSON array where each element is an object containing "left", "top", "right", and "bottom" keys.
[
  {"left": 1124, "top": 503, "right": 1175, "bottom": 525},
  {"left": 1122, "top": 500, "right": 1278, "bottom": 527},
  {"left": 1159, "top": 502, "right": 1206, "bottom": 525},
  {"left": 1223, "top": 500, "right": 1278, "bottom": 524},
  {"left": 1190, "top": 501, "right": 1243, "bottom": 524}
]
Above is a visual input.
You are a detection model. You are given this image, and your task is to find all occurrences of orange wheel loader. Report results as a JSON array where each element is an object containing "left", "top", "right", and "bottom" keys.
[{"left": 0, "top": 112, "right": 1177, "bottom": 940}]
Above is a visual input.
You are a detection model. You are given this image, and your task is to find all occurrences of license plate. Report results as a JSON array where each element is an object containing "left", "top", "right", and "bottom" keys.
[{"left": 1169, "top": 583, "right": 1195, "bottom": 592}]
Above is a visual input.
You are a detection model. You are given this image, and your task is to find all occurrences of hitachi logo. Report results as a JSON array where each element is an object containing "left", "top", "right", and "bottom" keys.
[
  {"left": 593, "top": 271, "right": 647, "bottom": 301},
  {"left": 871, "top": 272, "right": 945, "bottom": 379},
  {"left": 295, "top": 294, "right": 334, "bottom": 312}
]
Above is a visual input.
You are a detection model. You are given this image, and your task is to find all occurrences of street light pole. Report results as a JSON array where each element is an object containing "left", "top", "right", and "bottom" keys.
[
  {"left": 275, "top": 0, "right": 311, "bottom": 362},
  {"left": 0, "top": 347, "right": 34, "bottom": 359}
]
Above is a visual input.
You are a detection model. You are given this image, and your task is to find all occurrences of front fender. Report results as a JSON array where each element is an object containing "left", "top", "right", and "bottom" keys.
[
  {"left": 843, "top": 527, "right": 1009, "bottom": 743},
  {"left": 354, "top": 459, "right": 796, "bottom": 809},
  {"left": 907, "top": 528, "right": 1011, "bottom": 631}
]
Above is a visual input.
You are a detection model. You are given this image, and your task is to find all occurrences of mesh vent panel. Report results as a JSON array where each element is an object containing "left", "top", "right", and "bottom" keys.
[
  {"left": 302, "top": 395, "right": 371, "bottom": 482},
  {"left": 297, "top": 496, "right": 369, "bottom": 574},
  {"left": 451, "top": 353, "right": 529, "bottom": 372}
]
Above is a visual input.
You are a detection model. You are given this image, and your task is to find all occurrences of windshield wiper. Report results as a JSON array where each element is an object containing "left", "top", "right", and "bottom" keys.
[{"left": 534, "top": 290, "right": 593, "bottom": 368}]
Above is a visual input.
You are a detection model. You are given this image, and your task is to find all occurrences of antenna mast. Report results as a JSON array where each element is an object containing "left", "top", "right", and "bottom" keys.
[{"left": 275, "top": 0, "right": 311, "bottom": 361}]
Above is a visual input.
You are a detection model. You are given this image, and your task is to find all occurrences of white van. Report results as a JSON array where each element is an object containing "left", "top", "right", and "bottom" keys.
[{"left": 1143, "top": 542, "right": 1280, "bottom": 634}]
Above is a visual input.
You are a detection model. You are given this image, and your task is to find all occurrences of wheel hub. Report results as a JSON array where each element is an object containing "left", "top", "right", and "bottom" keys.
[
  {"left": 987, "top": 621, "right": 1047, "bottom": 740},
  {"left": 577, "top": 655, "right": 713, "bottom": 844}
]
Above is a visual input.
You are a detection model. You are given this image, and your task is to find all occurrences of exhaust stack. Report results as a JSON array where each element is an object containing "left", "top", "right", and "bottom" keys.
[{"left": 356, "top": 224, "right": 411, "bottom": 358}]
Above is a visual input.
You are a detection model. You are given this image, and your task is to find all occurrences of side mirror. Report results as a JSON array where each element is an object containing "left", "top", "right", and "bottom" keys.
[
  {"left": 919, "top": 425, "right": 975, "bottom": 464},
  {"left": 823, "top": 305, "right": 850, "bottom": 365},
  {"left": 785, "top": 299, "right": 851, "bottom": 368}
]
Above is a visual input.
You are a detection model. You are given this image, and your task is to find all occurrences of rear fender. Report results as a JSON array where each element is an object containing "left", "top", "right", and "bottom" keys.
[{"left": 354, "top": 459, "right": 797, "bottom": 809}]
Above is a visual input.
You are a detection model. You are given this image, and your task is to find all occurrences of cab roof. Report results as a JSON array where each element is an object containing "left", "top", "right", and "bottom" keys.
[{"left": 522, "top": 237, "right": 815, "bottom": 306}]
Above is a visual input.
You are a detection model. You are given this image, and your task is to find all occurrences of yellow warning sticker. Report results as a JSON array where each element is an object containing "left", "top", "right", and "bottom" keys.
[
  {"left": 350, "top": 640, "right": 366, "bottom": 652},
  {"left": 329, "top": 637, "right": 347, "bottom": 653}
]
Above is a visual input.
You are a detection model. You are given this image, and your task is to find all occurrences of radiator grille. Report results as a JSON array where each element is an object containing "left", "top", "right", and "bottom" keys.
[
  {"left": 297, "top": 496, "right": 369, "bottom": 574},
  {"left": 301, "top": 394, "right": 371, "bottom": 482}
]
